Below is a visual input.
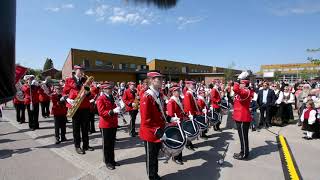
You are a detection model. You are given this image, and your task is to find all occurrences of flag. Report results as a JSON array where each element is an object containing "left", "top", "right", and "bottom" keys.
[{"left": 15, "top": 65, "right": 28, "bottom": 84}]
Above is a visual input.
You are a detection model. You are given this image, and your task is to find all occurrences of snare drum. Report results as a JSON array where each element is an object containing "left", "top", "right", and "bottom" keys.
[
  {"left": 194, "top": 115, "right": 209, "bottom": 132},
  {"left": 161, "top": 125, "right": 186, "bottom": 157},
  {"left": 182, "top": 120, "right": 200, "bottom": 141},
  {"left": 208, "top": 111, "right": 221, "bottom": 127}
]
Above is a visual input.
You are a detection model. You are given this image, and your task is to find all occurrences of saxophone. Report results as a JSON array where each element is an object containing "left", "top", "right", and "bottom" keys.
[{"left": 67, "top": 75, "right": 94, "bottom": 118}]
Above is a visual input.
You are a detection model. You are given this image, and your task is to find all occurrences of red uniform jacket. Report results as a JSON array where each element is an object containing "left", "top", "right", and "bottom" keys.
[
  {"left": 139, "top": 91, "right": 166, "bottom": 143},
  {"left": 139, "top": 87, "right": 147, "bottom": 98},
  {"left": 13, "top": 95, "right": 24, "bottom": 104},
  {"left": 137, "top": 84, "right": 142, "bottom": 95},
  {"left": 210, "top": 88, "right": 221, "bottom": 109},
  {"left": 96, "top": 94, "right": 118, "bottom": 128},
  {"left": 63, "top": 77, "right": 90, "bottom": 109},
  {"left": 167, "top": 97, "right": 185, "bottom": 119},
  {"left": 38, "top": 85, "right": 51, "bottom": 102},
  {"left": 183, "top": 91, "right": 199, "bottom": 115},
  {"left": 89, "top": 85, "right": 99, "bottom": 112},
  {"left": 51, "top": 93, "right": 67, "bottom": 116},
  {"left": 232, "top": 82, "right": 254, "bottom": 122},
  {"left": 22, "top": 84, "right": 39, "bottom": 105},
  {"left": 122, "top": 88, "right": 136, "bottom": 112},
  {"left": 197, "top": 97, "right": 207, "bottom": 115}
]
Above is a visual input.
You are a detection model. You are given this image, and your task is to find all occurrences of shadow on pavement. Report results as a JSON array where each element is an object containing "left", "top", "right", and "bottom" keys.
[
  {"left": 162, "top": 131, "right": 234, "bottom": 180},
  {"left": 0, "top": 148, "right": 32, "bottom": 159},
  {"left": 247, "top": 140, "right": 278, "bottom": 160}
]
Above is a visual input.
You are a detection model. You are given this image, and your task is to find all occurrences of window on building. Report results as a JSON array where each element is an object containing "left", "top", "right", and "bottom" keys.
[
  {"left": 122, "top": 64, "right": 129, "bottom": 70},
  {"left": 130, "top": 64, "right": 136, "bottom": 69},
  {"left": 105, "top": 61, "right": 113, "bottom": 69},
  {"left": 182, "top": 67, "right": 187, "bottom": 73},
  {"left": 119, "top": 64, "right": 122, "bottom": 69},
  {"left": 95, "top": 60, "right": 104, "bottom": 67},
  {"left": 83, "top": 59, "right": 90, "bottom": 68}
]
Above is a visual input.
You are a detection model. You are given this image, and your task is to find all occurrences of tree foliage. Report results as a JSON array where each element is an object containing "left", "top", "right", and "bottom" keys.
[{"left": 43, "top": 58, "right": 54, "bottom": 71}]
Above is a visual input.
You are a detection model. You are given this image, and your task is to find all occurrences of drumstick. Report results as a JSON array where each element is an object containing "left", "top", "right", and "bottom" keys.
[{"left": 204, "top": 107, "right": 207, "bottom": 124}]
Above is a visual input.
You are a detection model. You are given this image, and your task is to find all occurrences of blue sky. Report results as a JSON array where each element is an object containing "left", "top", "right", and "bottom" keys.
[{"left": 16, "top": 0, "right": 320, "bottom": 72}]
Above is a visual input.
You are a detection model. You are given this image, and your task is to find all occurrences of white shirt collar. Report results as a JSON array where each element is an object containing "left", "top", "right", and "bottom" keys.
[{"left": 150, "top": 86, "right": 159, "bottom": 97}]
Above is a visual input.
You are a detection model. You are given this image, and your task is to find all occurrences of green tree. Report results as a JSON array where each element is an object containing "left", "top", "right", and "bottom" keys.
[
  {"left": 43, "top": 58, "right": 54, "bottom": 71},
  {"left": 224, "top": 62, "right": 236, "bottom": 82}
]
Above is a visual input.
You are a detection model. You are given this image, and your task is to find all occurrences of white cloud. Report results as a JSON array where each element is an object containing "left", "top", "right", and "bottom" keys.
[
  {"left": 177, "top": 16, "right": 204, "bottom": 29},
  {"left": 85, "top": 4, "right": 152, "bottom": 25},
  {"left": 45, "top": 3, "right": 74, "bottom": 13},
  {"left": 269, "top": 0, "right": 320, "bottom": 16},
  {"left": 85, "top": 8, "right": 95, "bottom": 15},
  {"left": 62, "top": 4, "right": 74, "bottom": 9},
  {"left": 45, "top": 7, "right": 60, "bottom": 12}
]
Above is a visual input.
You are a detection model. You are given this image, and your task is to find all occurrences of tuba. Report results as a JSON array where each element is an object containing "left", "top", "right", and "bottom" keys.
[{"left": 67, "top": 75, "right": 94, "bottom": 118}]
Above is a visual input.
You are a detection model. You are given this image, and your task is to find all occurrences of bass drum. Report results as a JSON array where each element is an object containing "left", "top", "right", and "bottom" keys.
[
  {"left": 194, "top": 115, "right": 209, "bottom": 132},
  {"left": 182, "top": 120, "right": 200, "bottom": 141},
  {"left": 162, "top": 125, "right": 186, "bottom": 157},
  {"left": 208, "top": 111, "right": 220, "bottom": 127}
]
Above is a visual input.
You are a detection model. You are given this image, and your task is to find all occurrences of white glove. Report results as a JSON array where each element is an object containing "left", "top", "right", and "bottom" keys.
[
  {"left": 188, "top": 114, "right": 193, "bottom": 120},
  {"left": 31, "top": 80, "right": 38, "bottom": 86},
  {"left": 210, "top": 107, "right": 214, "bottom": 111},
  {"left": 66, "top": 98, "right": 75, "bottom": 106},
  {"left": 59, "top": 97, "right": 65, "bottom": 102},
  {"left": 89, "top": 99, "right": 95, "bottom": 103},
  {"left": 170, "top": 117, "right": 180, "bottom": 122},
  {"left": 165, "top": 99, "right": 169, "bottom": 104},
  {"left": 202, "top": 108, "right": 207, "bottom": 114},
  {"left": 237, "top": 71, "right": 249, "bottom": 80},
  {"left": 113, "top": 107, "right": 121, "bottom": 114},
  {"left": 132, "top": 103, "right": 136, "bottom": 107}
]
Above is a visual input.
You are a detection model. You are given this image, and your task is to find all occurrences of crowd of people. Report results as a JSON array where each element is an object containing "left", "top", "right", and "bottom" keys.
[{"left": 3, "top": 65, "right": 320, "bottom": 180}]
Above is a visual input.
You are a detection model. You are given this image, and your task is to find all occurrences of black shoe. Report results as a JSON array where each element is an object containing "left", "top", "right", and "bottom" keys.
[
  {"left": 90, "top": 130, "right": 96, "bottom": 134},
  {"left": 55, "top": 140, "right": 61, "bottom": 144},
  {"left": 75, "top": 148, "right": 85, "bottom": 154},
  {"left": 83, "top": 146, "right": 94, "bottom": 151},
  {"left": 113, "top": 162, "right": 120, "bottom": 166},
  {"left": 172, "top": 158, "right": 184, "bottom": 165},
  {"left": 233, "top": 153, "right": 248, "bottom": 160},
  {"left": 61, "top": 137, "right": 67, "bottom": 142},
  {"left": 186, "top": 146, "right": 195, "bottom": 151},
  {"left": 115, "top": 138, "right": 120, "bottom": 141},
  {"left": 106, "top": 163, "right": 115, "bottom": 170},
  {"left": 252, "top": 127, "right": 256, "bottom": 132}
]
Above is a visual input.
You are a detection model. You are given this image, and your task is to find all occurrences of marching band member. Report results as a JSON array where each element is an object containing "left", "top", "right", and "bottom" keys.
[
  {"left": 167, "top": 84, "right": 185, "bottom": 165},
  {"left": 14, "top": 80, "right": 26, "bottom": 124},
  {"left": 63, "top": 65, "right": 94, "bottom": 154},
  {"left": 197, "top": 90, "right": 209, "bottom": 139},
  {"left": 139, "top": 79, "right": 148, "bottom": 98},
  {"left": 39, "top": 77, "right": 52, "bottom": 118},
  {"left": 88, "top": 83, "right": 100, "bottom": 134},
  {"left": 210, "top": 81, "right": 222, "bottom": 131},
  {"left": 96, "top": 82, "right": 121, "bottom": 170},
  {"left": 232, "top": 72, "right": 254, "bottom": 160},
  {"left": 183, "top": 80, "right": 200, "bottom": 151},
  {"left": 140, "top": 71, "right": 166, "bottom": 180},
  {"left": 123, "top": 82, "right": 139, "bottom": 137},
  {"left": 22, "top": 75, "right": 40, "bottom": 130},
  {"left": 51, "top": 85, "right": 68, "bottom": 144}
]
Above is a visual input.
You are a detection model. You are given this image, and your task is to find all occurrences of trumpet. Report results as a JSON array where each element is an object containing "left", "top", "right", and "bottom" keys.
[{"left": 112, "top": 90, "right": 127, "bottom": 124}]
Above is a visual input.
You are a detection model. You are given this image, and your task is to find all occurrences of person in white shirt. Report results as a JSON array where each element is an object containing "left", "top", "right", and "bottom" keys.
[{"left": 276, "top": 85, "right": 295, "bottom": 124}]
